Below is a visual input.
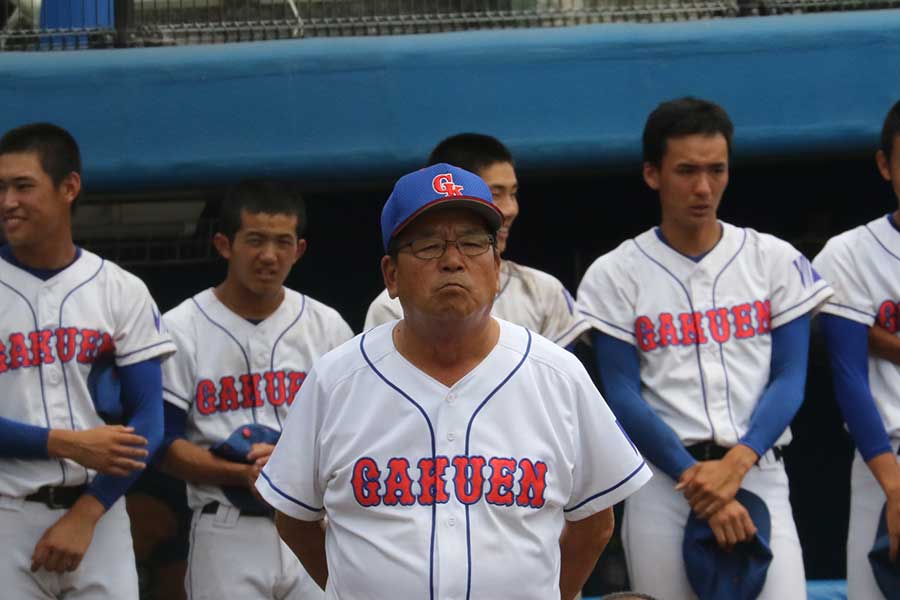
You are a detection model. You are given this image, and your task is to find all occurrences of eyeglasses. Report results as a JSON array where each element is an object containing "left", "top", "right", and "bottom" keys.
[{"left": 396, "top": 233, "right": 496, "bottom": 260}]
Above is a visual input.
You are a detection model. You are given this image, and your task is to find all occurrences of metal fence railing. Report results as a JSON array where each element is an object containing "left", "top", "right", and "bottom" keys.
[{"left": 2, "top": 0, "right": 899, "bottom": 50}]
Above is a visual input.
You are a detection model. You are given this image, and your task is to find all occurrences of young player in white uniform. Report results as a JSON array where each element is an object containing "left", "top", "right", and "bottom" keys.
[
  {"left": 576, "top": 98, "right": 832, "bottom": 599},
  {"left": 160, "top": 181, "right": 353, "bottom": 600},
  {"left": 364, "top": 134, "right": 587, "bottom": 348},
  {"left": 257, "top": 163, "right": 651, "bottom": 600},
  {"left": 0, "top": 123, "right": 175, "bottom": 597},
  {"left": 814, "top": 100, "right": 900, "bottom": 600}
]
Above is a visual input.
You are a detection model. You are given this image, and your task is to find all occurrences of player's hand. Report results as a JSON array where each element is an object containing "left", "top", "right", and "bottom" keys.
[
  {"left": 48, "top": 425, "right": 149, "bottom": 476},
  {"left": 706, "top": 499, "right": 757, "bottom": 551},
  {"left": 31, "top": 495, "right": 104, "bottom": 573},
  {"left": 247, "top": 443, "right": 276, "bottom": 503},
  {"left": 676, "top": 446, "right": 757, "bottom": 519}
]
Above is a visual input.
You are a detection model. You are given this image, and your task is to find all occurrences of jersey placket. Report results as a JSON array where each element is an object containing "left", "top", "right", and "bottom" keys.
[
  {"left": 432, "top": 387, "right": 470, "bottom": 600},
  {"left": 689, "top": 268, "right": 732, "bottom": 445},
  {"left": 36, "top": 280, "right": 69, "bottom": 429}
]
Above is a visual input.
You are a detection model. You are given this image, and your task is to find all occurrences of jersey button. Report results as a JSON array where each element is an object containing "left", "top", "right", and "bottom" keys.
[
  {"left": 446, "top": 394, "right": 456, "bottom": 404},
  {"left": 48, "top": 371, "right": 61, "bottom": 385},
  {"left": 447, "top": 516, "right": 456, "bottom": 527},
  {"left": 447, "top": 432, "right": 456, "bottom": 441}
]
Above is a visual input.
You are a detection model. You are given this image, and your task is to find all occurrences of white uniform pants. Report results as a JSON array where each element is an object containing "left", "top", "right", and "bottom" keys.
[
  {"left": 847, "top": 449, "right": 892, "bottom": 600},
  {"left": 0, "top": 495, "right": 138, "bottom": 599},
  {"left": 622, "top": 454, "right": 806, "bottom": 600},
  {"left": 186, "top": 504, "right": 323, "bottom": 600}
]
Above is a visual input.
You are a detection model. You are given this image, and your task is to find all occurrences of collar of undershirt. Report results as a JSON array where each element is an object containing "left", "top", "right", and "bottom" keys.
[
  {"left": 0, "top": 244, "right": 82, "bottom": 281},
  {"left": 887, "top": 212, "right": 900, "bottom": 234},
  {"left": 654, "top": 225, "right": 720, "bottom": 263}
]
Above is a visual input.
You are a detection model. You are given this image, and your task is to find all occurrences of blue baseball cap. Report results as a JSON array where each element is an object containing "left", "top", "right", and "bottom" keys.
[
  {"left": 683, "top": 488, "right": 773, "bottom": 600},
  {"left": 380, "top": 163, "right": 503, "bottom": 252},
  {"left": 869, "top": 503, "right": 900, "bottom": 597}
]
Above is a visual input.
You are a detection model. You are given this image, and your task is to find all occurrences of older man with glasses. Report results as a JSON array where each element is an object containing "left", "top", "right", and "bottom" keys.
[{"left": 255, "top": 163, "right": 650, "bottom": 600}]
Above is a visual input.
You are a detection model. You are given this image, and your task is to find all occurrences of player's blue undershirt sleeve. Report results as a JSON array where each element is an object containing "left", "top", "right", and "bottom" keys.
[
  {"left": 820, "top": 313, "right": 892, "bottom": 461},
  {"left": 86, "top": 359, "right": 164, "bottom": 510},
  {"left": 0, "top": 417, "right": 50, "bottom": 458},
  {"left": 739, "top": 315, "right": 811, "bottom": 457},
  {"left": 592, "top": 330, "right": 696, "bottom": 480},
  {"left": 160, "top": 402, "right": 187, "bottom": 461}
]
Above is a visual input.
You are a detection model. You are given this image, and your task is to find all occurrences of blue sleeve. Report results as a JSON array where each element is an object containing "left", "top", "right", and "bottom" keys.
[
  {"left": 593, "top": 331, "right": 696, "bottom": 480},
  {"left": 159, "top": 402, "right": 187, "bottom": 462},
  {"left": 86, "top": 359, "right": 164, "bottom": 510},
  {"left": 740, "top": 315, "right": 811, "bottom": 457},
  {"left": 820, "top": 313, "right": 892, "bottom": 461},
  {"left": 0, "top": 417, "right": 50, "bottom": 458}
]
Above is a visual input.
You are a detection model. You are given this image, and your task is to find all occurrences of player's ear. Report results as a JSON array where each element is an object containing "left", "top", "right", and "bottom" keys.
[
  {"left": 876, "top": 150, "right": 893, "bottom": 182},
  {"left": 382, "top": 254, "right": 399, "bottom": 299},
  {"left": 294, "top": 239, "right": 307, "bottom": 263},
  {"left": 642, "top": 162, "right": 661, "bottom": 191},
  {"left": 59, "top": 172, "right": 81, "bottom": 208},
  {"left": 212, "top": 232, "right": 232, "bottom": 260}
]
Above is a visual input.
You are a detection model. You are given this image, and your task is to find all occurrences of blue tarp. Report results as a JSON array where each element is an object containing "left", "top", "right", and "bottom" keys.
[{"left": 1, "top": 10, "right": 899, "bottom": 190}]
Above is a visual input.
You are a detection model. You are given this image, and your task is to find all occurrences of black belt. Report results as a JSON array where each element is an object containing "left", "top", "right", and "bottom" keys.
[
  {"left": 25, "top": 485, "right": 87, "bottom": 509},
  {"left": 201, "top": 501, "right": 272, "bottom": 518},
  {"left": 686, "top": 442, "right": 784, "bottom": 463}
]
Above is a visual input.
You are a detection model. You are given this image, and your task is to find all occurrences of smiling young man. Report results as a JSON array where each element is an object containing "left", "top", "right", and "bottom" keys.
[
  {"left": 364, "top": 133, "right": 588, "bottom": 348},
  {"left": 576, "top": 98, "right": 832, "bottom": 598},
  {"left": 159, "top": 180, "right": 353, "bottom": 599},
  {"left": 257, "top": 163, "right": 649, "bottom": 600},
  {"left": 0, "top": 122, "right": 175, "bottom": 598}
]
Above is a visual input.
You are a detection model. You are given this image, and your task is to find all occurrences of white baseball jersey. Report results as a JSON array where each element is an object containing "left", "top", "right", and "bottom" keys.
[
  {"left": 813, "top": 214, "right": 900, "bottom": 437},
  {"left": 0, "top": 248, "right": 175, "bottom": 498},
  {"left": 162, "top": 287, "right": 353, "bottom": 511},
  {"left": 365, "top": 259, "right": 589, "bottom": 347},
  {"left": 257, "top": 318, "right": 651, "bottom": 600},
  {"left": 576, "top": 222, "right": 832, "bottom": 447},
  {"left": 812, "top": 215, "right": 900, "bottom": 600}
]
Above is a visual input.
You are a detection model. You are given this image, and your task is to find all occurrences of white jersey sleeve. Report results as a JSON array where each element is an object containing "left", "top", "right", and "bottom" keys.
[
  {"left": 364, "top": 288, "right": 403, "bottom": 330},
  {"left": 812, "top": 229, "right": 877, "bottom": 326},
  {"left": 160, "top": 304, "right": 197, "bottom": 412},
  {"left": 107, "top": 264, "right": 176, "bottom": 366},
  {"left": 562, "top": 352, "right": 651, "bottom": 520},
  {"left": 574, "top": 241, "right": 640, "bottom": 345},
  {"left": 257, "top": 364, "right": 328, "bottom": 520},
  {"left": 761, "top": 234, "right": 832, "bottom": 328}
]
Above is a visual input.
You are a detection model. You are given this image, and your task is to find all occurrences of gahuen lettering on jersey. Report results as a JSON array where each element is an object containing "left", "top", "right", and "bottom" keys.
[
  {"left": 634, "top": 299, "right": 771, "bottom": 351},
  {"left": 351, "top": 456, "right": 547, "bottom": 508},
  {"left": 0, "top": 327, "right": 114, "bottom": 372},
  {"left": 194, "top": 370, "right": 307, "bottom": 415}
]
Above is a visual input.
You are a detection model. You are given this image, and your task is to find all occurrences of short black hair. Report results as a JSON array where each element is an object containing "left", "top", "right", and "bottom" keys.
[
  {"left": 642, "top": 97, "right": 734, "bottom": 166},
  {"left": 0, "top": 122, "right": 82, "bottom": 205},
  {"left": 218, "top": 180, "right": 307, "bottom": 241},
  {"left": 881, "top": 100, "right": 900, "bottom": 160},
  {"left": 427, "top": 133, "right": 514, "bottom": 175}
]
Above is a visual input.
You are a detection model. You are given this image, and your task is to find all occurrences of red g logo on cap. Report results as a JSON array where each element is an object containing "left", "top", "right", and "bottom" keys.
[{"left": 432, "top": 173, "right": 464, "bottom": 197}]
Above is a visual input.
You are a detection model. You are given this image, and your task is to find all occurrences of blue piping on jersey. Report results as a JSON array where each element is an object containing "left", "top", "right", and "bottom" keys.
[
  {"left": 578, "top": 310, "right": 635, "bottom": 338},
  {"left": 258, "top": 469, "right": 323, "bottom": 512},
  {"left": 770, "top": 286, "right": 832, "bottom": 322},
  {"left": 563, "top": 460, "right": 648, "bottom": 513},
  {"left": 463, "top": 327, "right": 532, "bottom": 600},
  {"left": 117, "top": 340, "right": 173, "bottom": 360},
  {"left": 865, "top": 222, "right": 900, "bottom": 264},
  {"left": 163, "top": 386, "right": 191, "bottom": 405},
  {"left": 191, "top": 296, "right": 257, "bottom": 424},
  {"left": 269, "top": 294, "right": 307, "bottom": 431},
  {"left": 0, "top": 277, "right": 61, "bottom": 482},
  {"left": 632, "top": 238, "right": 717, "bottom": 441},
  {"left": 710, "top": 228, "right": 748, "bottom": 442},
  {"left": 359, "top": 331, "right": 437, "bottom": 600},
  {"left": 824, "top": 301, "right": 876, "bottom": 320},
  {"left": 553, "top": 319, "right": 588, "bottom": 345},
  {"left": 58, "top": 258, "right": 106, "bottom": 483}
]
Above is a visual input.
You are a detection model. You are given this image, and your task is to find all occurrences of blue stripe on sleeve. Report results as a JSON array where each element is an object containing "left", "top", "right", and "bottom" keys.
[
  {"left": 819, "top": 313, "right": 892, "bottom": 461},
  {"left": 592, "top": 330, "right": 695, "bottom": 480},
  {"left": 87, "top": 358, "right": 164, "bottom": 509},
  {"left": 740, "top": 314, "right": 810, "bottom": 457},
  {"left": 0, "top": 417, "right": 50, "bottom": 458}
]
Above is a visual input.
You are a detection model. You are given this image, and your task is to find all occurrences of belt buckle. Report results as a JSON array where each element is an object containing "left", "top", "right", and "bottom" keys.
[{"left": 45, "top": 487, "right": 66, "bottom": 510}]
